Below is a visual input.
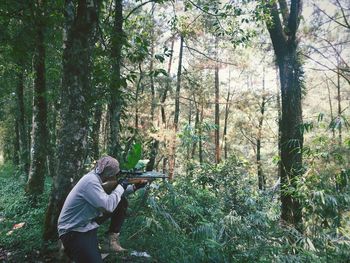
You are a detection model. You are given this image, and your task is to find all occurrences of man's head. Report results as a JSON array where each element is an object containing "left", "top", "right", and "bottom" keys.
[{"left": 95, "top": 156, "right": 120, "bottom": 183}]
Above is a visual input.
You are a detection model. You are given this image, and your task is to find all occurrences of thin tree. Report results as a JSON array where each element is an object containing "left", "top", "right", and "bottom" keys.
[
  {"left": 146, "top": 4, "right": 160, "bottom": 171},
  {"left": 26, "top": 0, "right": 49, "bottom": 197},
  {"left": 223, "top": 68, "right": 231, "bottom": 160},
  {"left": 325, "top": 77, "right": 335, "bottom": 139},
  {"left": 257, "top": 67, "right": 266, "bottom": 190},
  {"left": 108, "top": 0, "right": 124, "bottom": 160},
  {"left": 15, "top": 65, "right": 29, "bottom": 172},
  {"left": 214, "top": 37, "right": 220, "bottom": 164},
  {"left": 169, "top": 30, "right": 184, "bottom": 179},
  {"left": 336, "top": 64, "right": 342, "bottom": 145}
]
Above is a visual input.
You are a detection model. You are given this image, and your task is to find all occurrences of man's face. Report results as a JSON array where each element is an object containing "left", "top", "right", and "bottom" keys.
[{"left": 101, "top": 169, "right": 120, "bottom": 183}]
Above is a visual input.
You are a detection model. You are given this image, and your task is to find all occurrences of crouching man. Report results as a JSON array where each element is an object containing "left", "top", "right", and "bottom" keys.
[{"left": 57, "top": 156, "right": 146, "bottom": 263}]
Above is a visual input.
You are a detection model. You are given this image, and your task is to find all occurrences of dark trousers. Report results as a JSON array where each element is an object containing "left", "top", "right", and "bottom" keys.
[
  {"left": 60, "top": 197, "right": 128, "bottom": 262},
  {"left": 95, "top": 196, "right": 128, "bottom": 233},
  {"left": 60, "top": 229, "right": 102, "bottom": 263}
]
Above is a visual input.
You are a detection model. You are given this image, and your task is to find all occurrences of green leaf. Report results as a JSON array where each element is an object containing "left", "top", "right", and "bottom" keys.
[
  {"left": 123, "top": 142, "right": 142, "bottom": 170},
  {"left": 155, "top": 54, "right": 165, "bottom": 63},
  {"left": 317, "top": 112, "right": 324, "bottom": 122},
  {"left": 154, "top": 68, "right": 168, "bottom": 77}
]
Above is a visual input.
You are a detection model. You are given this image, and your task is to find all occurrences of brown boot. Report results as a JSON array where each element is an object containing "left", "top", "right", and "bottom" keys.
[{"left": 108, "top": 233, "right": 126, "bottom": 252}]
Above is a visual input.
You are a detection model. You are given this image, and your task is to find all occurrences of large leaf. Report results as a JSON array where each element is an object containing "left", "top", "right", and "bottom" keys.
[{"left": 122, "top": 142, "right": 142, "bottom": 170}]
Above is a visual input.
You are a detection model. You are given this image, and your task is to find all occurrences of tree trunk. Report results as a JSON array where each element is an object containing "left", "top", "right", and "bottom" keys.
[
  {"left": 199, "top": 103, "right": 204, "bottom": 164},
  {"left": 336, "top": 66, "right": 342, "bottom": 146},
  {"left": 160, "top": 37, "right": 175, "bottom": 173},
  {"left": 266, "top": 0, "right": 303, "bottom": 229},
  {"left": 47, "top": 101, "right": 58, "bottom": 178},
  {"left": 150, "top": 8, "right": 156, "bottom": 123},
  {"left": 223, "top": 70, "right": 232, "bottom": 160},
  {"left": 147, "top": 13, "right": 160, "bottom": 172},
  {"left": 160, "top": 37, "right": 175, "bottom": 127},
  {"left": 169, "top": 34, "right": 184, "bottom": 179},
  {"left": 276, "top": 66, "right": 282, "bottom": 179},
  {"left": 135, "top": 63, "right": 143, "bottom": 132},
  {"left": 192, "top": 101, "right": 199, "bottom": 159},
  {"left": 278, "top": 49, "right": 303, "bottom": 229},
  {"left": 43, "top": 0, "right": 98, "bottom": 240},
  {"left": 325, "top": 78, "right": 335, "bottom": 139},
  {"left": 14, "top": 116, "right": 20, "bottom": 166},
  {"left": 108, "top": 0, "right": 123, "bottom": 160},
  {"left": 16, "top": 67, "right": 30, "bottom": 172},
  {"left": 257, "top": 68, "right": 266, "bottom": 190},
  {"left": 91, "top": 103, "right": 102, "bottom": 161},
  {"left": 100, "top": 104, "right": 110, "bottom": 154},
  {"left": 214, "top": 51, "right": 220, "bottom": 164},
  {"left": 27, "top": 12, "right": 48, "bottom": 197}
]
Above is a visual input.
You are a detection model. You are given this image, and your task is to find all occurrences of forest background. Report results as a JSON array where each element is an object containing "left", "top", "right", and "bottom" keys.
[{"left": 0, "top": 0, "right": 349, "bottom": 262}]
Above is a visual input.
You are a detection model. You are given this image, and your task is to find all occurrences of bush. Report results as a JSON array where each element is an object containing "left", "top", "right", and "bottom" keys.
[
  {"left": 0, "top": 163, "right": 53, "bottom": 262},
  {"left": 1, "top": 151, "right": 349, "bottom": 262},
  {"left": 118, "top": 155, "right": 350, "bottom": 262}
]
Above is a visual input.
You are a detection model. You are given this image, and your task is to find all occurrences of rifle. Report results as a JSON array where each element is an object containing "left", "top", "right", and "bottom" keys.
[{"left": 102, "top": 171, "right": 168, "bottom": 194}]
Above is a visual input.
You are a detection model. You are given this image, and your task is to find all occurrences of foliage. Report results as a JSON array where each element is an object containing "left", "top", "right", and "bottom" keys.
[
  {"left": 1, "top": 150, "right": 350, "bottom": 262},
  {"left": 113, "top": 156, "right": 350, "bottom": 262},
  {"left": 298, "top": 129, "right": 350, "bottom": 261},
  {"left": 122, "top": 142, "right": 143, "bottom": 170},
  {"left": 0, "top": 163, "right": 55, "bottom": 261}
]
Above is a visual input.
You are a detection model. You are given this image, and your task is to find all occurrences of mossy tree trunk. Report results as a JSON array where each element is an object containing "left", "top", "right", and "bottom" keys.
[
  {"left": 15, "top": 66, "right": 30, "bottom": 172},
  {"left": 43, "top": 0, "right": 98, "bottom": 240},
  {"left": 108, "top": 0, "right": 124, "bottom": 161},
  {"left": 26, "top": 1, "right": 48, "bottom": 197},
  {"left": 265, "top": 0, "right": 304, "bottom": 229}
]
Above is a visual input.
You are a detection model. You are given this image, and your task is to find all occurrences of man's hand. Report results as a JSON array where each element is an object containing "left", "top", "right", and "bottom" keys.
[
  {"left": 118, "top": 178, "right": 130, "bottom": 190},
  {"left": 133, "top": 180, "right": 148, "bottom": 191}
]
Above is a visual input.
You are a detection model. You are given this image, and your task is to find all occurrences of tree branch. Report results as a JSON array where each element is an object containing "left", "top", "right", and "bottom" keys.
[
  {"left": 278, "top": 0, "right": 289, "bottom": 24},
  {"left": 313, "top": 3, "right": 350, "bottom": 29},
  {"left": 186, "top": 0, "right": 229, "bottom": 17},
  {"left": 184, "top": 45, "right": 238, "bottom": 66},
  {"left": 335, "top": 0, "right": 350, "bottom": 28},
  {"left": 265, "top": 0, "right": 287, "bottom": 58},
  {"left": 302, "top": 53, "right": 350, "bottom": 85},
  {"left": 124, "top": 0, "right": 154, "bottom": 21},
  {"left": 287, "top": 0, "right": 302, "bottom": 37}
]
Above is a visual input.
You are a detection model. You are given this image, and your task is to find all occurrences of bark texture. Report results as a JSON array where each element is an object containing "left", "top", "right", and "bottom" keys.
[
  {"left": 108, "top": 0, "right": 124, "bottom": 160},
  {"left": 169, "top": 34, "right": 184, "bottom": 179},
  {"left": 265, "top": 0, "right": 304, "bottom": 229},
  {"left": 15, "top": 67, "right": 29, "bottom": 172},
  {"left": 27, "top": 8, "right": 48, "bottom": 196},
  {"left": 43, "top": 0, "right": 98, "bottom": 240}
]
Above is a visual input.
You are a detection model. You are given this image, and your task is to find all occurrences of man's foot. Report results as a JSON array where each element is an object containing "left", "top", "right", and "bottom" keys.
[{"left": 105, "top": 233, "right": 126, "bottom": 253}]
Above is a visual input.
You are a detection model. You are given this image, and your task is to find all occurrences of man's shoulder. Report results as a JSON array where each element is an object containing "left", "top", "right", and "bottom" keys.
[{"left": 76, "top": 171, "right": 99, "bottom": 187}]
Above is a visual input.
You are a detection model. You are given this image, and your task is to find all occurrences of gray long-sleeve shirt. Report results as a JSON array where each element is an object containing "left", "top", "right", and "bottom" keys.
[{"left": 57, "top": 171, "right": 126, "bottom": 237}]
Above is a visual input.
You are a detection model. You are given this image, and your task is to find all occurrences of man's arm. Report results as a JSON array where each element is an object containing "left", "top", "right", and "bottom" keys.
[{"left": 84, "top": 180, "right": 125, "bottom": 213}]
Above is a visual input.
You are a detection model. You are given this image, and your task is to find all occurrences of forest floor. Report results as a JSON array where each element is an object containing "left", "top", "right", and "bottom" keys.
[{"left": 0, "top": 246, "right": 155, "bottom": 262}]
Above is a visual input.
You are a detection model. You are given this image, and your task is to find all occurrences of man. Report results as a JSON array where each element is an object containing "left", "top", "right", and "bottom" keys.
[{"left": 57, "top": 156, "right": 146, "bottom": 263}]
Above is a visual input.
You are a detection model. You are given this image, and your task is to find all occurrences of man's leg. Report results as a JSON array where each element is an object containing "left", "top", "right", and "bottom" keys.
[
  {"left": 95, "top": 196, "right": 128, "bottom": 252},
  {"left": 60, "top": 229, "right": 102, "bottom": 263},
  {"left": 108, "top": 196, "right": 128, "bottom": 233},
  {"left": 94, "top": 196, "right": 128, "bottom": 232}
]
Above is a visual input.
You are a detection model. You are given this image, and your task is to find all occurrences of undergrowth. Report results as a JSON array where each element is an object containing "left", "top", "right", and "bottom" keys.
[
  {"left": 0, "top": 163, "right": 54, "bottom": 262},
  {"left": 1, "top": 152, "right": 350, "bottom": 262}
]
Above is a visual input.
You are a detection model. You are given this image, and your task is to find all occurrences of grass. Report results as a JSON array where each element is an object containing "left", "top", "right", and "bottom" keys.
[
  {"left": 1, "top": 159, "right": 350, "bottom": 263},
  {"left": 0, "top": 163, "right": 55, "bottom": 262}
]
